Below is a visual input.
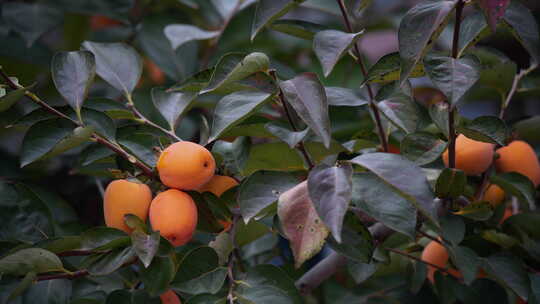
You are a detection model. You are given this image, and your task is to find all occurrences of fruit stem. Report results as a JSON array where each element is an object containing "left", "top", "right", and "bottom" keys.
[{"left": 335, "top": 0, "right": 389, "bottom": 153}]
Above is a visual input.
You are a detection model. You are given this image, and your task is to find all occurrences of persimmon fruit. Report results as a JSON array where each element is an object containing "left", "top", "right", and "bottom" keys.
[
  {"left": 160, "top": 289, "right": 181, "bottom": 304},
  {"left": 495, "top": 140, "right": 540, "bottom": 187},
  {"left": 421, "top": 240, "right": 461, "bottom": 284},
  {"left": 442, "top": 134, "right": 494, "bottom": 175},
  {"left": 103, "top": 179, "right": 152, "bottom": 234},
  {"left": 483, "top": 184, "right": 505, "bottom": 207},
  {"left": 157, "top": 141, "right": 216, "bottom": 190},
  {"left": 150, "top": 189, "right": 198, "bottom": 247}
]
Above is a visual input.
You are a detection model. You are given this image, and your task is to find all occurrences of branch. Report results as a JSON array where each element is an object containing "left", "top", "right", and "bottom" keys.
[
  {"left": 500, "top": 63, "right": 538, "bottom": 120},
  {"left": 295, "top": 223, "right": 393, "bottom": 294},
  {"left": 0, "top": 67, "right": 156, "bottom": 178},
  {"left": 335, "top": 0, "right": 389, "bottom": 153},
  {"left": 36, "top": 270, "right": 89, "bottom": 282}
]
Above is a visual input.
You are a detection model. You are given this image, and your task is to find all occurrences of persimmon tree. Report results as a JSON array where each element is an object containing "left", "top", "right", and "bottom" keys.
[{"left": 0, "top": 0, "right": 539, "bottom": 303}]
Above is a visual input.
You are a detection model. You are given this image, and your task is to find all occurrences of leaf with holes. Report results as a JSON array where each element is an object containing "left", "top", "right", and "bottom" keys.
[
  {"left": 313, "top": 30, "right": 363, "bottom": 77},
  {"left": 278, "top": 182, "right": 329, "bottom": 268},
  {"left": 398, "top": 0, "right": 457, "bottom": 84},
  {"left": 279, "top": 73, "right": 331, "bottom": 148},
  {"left": 424, "top": 53, "right": 481, "bottom": 107},
  {"left": 164, "top": 24, "right": 220, "bottom": 49},
  {"left": 307, "top": 164, "right": 353, "bottom": 243}
]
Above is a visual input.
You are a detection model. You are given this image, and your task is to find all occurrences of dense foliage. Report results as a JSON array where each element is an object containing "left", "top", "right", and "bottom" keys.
[{"left": 1, "top": 0, "right": 540, "bottom": 303}]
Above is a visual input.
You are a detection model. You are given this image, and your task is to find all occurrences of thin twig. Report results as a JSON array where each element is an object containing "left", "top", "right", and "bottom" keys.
[
  {"left": 417, "top": 230, "right": 443, "bottom": 245},
  {"left": 500, "top": 64, "right": 538, "bottom": 119},
  {"left": 57, "top": 250, "right": 95, "bottom": 257},
  {"left": 335, "top": 0, "right": 388, "bottom": 152},
  {"left": 0, "top": 66, "right": 156, "bottom": 178},
  {"left": 36, "top": 258, "right": 138, "bottom": 282}
]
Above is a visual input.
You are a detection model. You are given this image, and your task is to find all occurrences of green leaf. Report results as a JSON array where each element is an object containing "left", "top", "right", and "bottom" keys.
[
  {"left": 348, "top": 261, "right": 378, "bottom": 285},
  {"left": 164, "top": 24, "right": 220, "bottom": 49},
  {"left": 264, "top": 122, "right": 309, "bottom": 149},
  {"left": 140, "top": 256, "right": 176, "bottom": 297},
  {"left": 278, "top": 181, "right": 329, "bottom": 268},
  {"left": 457, "top": 115, "right": 508, "bottom": 146},
  {"left": 429, "top": 101, "right": 452, "bottom": 138},
  {"left": 235, "top": 219, "right": 270, "bottom": 247},
  {"left": 398, "top": 0, "right": 457, "bottom": 84},
  {"left": 482, "top": 254, "right": 531, "bottom": 300},
  {"left": 44, "top": 126, "right": 94, "bottom": 160},
  {"left": 20, "top": 119, "right": 75, "bottom": 167},
  {"left": 7, "top": 271, "right": 36, "bottom": 302},
  {"left": 43, "top": 0, "right": 134, "bottom": 21},
  {"left": 0, "top": 86, "right": 28, "bottom": 112},
  {"left": 454, "top": 201, "right": 493, "bottom": 221},
  {"left": 84, "top": 246, "right": 135, "bottom": 276},
  {"left": 424, "top": 53, "right": 481, "bottom": 106},
  {"left": 458, "top": 12, "right": 491, "bottom": 57},
  {"left": 435, "top": 168, "right": 467, "bottom": 199},
  {"left": 313, "top": 30, "right": 363, "bottom": 77},
  {"left": 79, "top": 227, "right": 128, "bottom": 251},
  {"left": 448, "top": 246, "right": 479, "bottom": 285},
  {"left": 2, "top": 3, "right": 62, "bottom": 47},
  {"left": 185, "top": 294, "right": 224, "bottom": 304},
  {"left": 212, "top": 137, "right": 250, "bottom": 176},
  {"left": 530, "top": 274, "right": 540, "bottom": 304},
  {"left": 502, "top": 1, "right": 540, "bottom": 64},
  {"left": 279, "top": 73, "right": 331, "bottom": 148},
  {"left": 117, "top": 133, "right": 159, "bottom": 168},
  {"left": 81, "top": 41, "right": 142, "bottom": 96},
  {"left": 490, "top": 172, "right": 536, "bottom": 210},
  {"left": 51, "top": 51, "right": 96, "bottom": 116},
  {"left": 408, "top": 261, "right": 427, "bottom": 293},
  {"left": 173, "top": 267, "right": 227, "bottom": 295},
  {"left": 378, "top": 93, "right": 423, "bottom": 134},
  {"left": 151, "top": 88, "right": 197, "bottom": 131},
  {"left": 325, "top": 86, "right": 368, "bottom": 107},
  {"left": 201, "top": 52, "right": 270, "bottom": 94},
  {"left": 349, "top": 153, "right": 438, "bottom": 225},
  {"left": 131, "top": 230, "right": 160, "bottom": 268},
  {"left": 209, "top": 91, "right": 272, "bottom": 142},
  {"left": 307, "top": 164, "right": 352, "bottom": 243},
  {"left": 401, "top": 132, "right": 447, "bottom": 165},
  {"left": 327, "top": 212, "right": 374, "bottom": 263},
  {"left": 365, "top": 52, "right": 425, "bottom": 84},
  {"left": 81, "top": 108, "right": 116, "bottom": 142},
  {"left": 23, "top": 279, "right": 73, "bottom": 304},
  {"left": 351, "top": 173, "right": 417, "bottom": 238},
  {"left": 235, "top": 265, "right": 303, "bottom": 304},
  {"left": 208, "top": 232, "right": 234, "bottom": 265},
  {"left": 468, "top": 47, "right": 517, "bottom": 94},
  {"left": 270, "top": 19, "right": 326, "bottom": 40},
  {"left": 0, "top": 248, "right": 62, "bottom": 276},
  {"left": 238, "top": 171, "right": 298, "bottom": 223},
  {"left": 251, "top": 0, "right": 304, "bottom": 41}
]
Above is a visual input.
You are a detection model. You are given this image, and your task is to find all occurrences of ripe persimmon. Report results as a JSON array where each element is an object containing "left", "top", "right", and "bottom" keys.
[
  {"left": 145, "top": 59, "right": 166, "bottom": 85},
  {"left": 157, "top": 141, "right": 216, "bottom": 190},
  {"left": 495, "top": 140, "right": 540, "bottom": 187},
  {"left": 442, "top": 134, "right": 494, "bottom": 175},
  {"left": 198, "top": 175, "right": 238, "bottom": 231},
  {"left": 103, "top": 179, "right": 152, "bottom": 234},
  {"left": 483, "top": 184, "right": 505, "bottom": 207},
  {"left": 150, "top": 189, "right": 197, "bottom": 247},
  {"left": 160, "top": 290, "right": 181, "bottom": 304},
  {"left": 421, "top": 240, "right": 461, "bottom": 284}
]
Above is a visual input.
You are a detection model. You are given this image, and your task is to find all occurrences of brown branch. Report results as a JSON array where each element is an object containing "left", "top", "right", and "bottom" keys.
[
  {"left": 500, "top": 63, "right": 538, "bottom": 120},
  {"left": 0, "top": 67, "right": 156, "bottom": 179},
  {"left": 125, "top": 98, "right": 183, "bottom": 142},
  {"left": 37, "top": 270, "right": 89, "bottom": 282},
  {"left": 335, "top": 0, "right": 388, "bottom": 153},
  {"left": 417, "top": 230, "right": 443, "bottom": 245},
  {"left": 57, "top": 250, "right": 95, "bottom": 257}
]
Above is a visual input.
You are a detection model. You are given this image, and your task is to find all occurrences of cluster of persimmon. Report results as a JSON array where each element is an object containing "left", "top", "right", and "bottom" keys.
[
  {"left": 421, "top": 135, "right": 539, "bottom": 303},
  {"left": 103, "top": 141, "right": 238, "bottom": 303}
]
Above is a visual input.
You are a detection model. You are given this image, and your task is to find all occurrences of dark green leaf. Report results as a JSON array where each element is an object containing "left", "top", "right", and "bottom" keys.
[
  {"left": 502, "top": 1, "right": 540, "bottom": 64},
  {"left": 482, "top": 254, "right": 531, "bottom": 300},
  {"left": 264, "top": 121, "right": 309, "bottom": 149},
  {"left": 81, "top": 41, "right": 142, "bottom": 96},
  {"left": 7, "top": 271, "right": 36, "bottom": 302},
  {"left": 212, "top": 137, "right": 250, "bottom": 176},
  {"left": 278, "top": 181, "right": 329, "bottom": 268},
  {"left": 84, "top": 246, "right": 135, "bottom": 276},
  {"left": 0, "top": 86, "right": 28, "bottom": 112},
  {"left": 235, "top": 219, "right": 271, "bottom": 247},
  {"left": 313, "top": 30, "right": 363, "bottom": 77},
  {"left": 325, "top": 86, "right": 368, "bottom": 107},
  {"left": 81, "top": 108, "right": 116, "bottom": 142},
  {"left": 43, "top": 0, "right": 134, "bottom": 21},
  {"left": 173, "top": 267, "right": 227, "bottom": 295},
  {"left": 454, "top": 201, "right": 493, "bottom": 221},
  {"left": 457, "top": 116, "right": 507, "bottom": 145},
  {"left": 409, "top": 261, "right": 427, "bottom": 293},
  {"left": 23, "top": 279, "right": 72, "bottom": 304},
  {"left": 270, "top": 19, "right": 326, "bottom": 40},
  {"left": 2, "top": 3, "right": 62, "bottom": 47},
  {"left": 349, "top": 153, "right": 438, "bottom": 225},
  {"left": 235, "top": 265, "right": 303, "bottom": 304},
  {"left": 424, "top": 53, "right": 481, "bottom": 106},
  {"left": 490, "top": 172, "right": 536, "bottom": 210},
  {"left": 79, "top": 227, "right": 128, "bottom": 251},
  {"left": 238, "top": 171, "right": 298, "bottom": 223},
  {"left": 173, "top": 247, "right": 219, "bottom": 285},
  {"left": 51, "top": 51, "right": 96, "bottom": 116},
  {"left": 251, "top": 0, "right": 304, "bottom": 41},
  {"left": 164, "top": 24, "right": 220, "bottom": 49},
  {"left": 201, "top": 52, "right": 270, "bottom": 94},
  {"left": 429, "top": 101, "right": 451, "bottom": 138},
  {"left": 307, "top": 164, "right": 353, "bottom": 242},
  {"left": 131, "top": 230, "right": 159, "bottom": 268},
  {"left": 401, "top": 132, "right": 447, "bottom": 165},
  {"left": 348, "top": 261, "right": 378, "bottom": 285},
  {"left": 209, "top": 91, "right": 272, "bottom": 142},
  {"left": 351, "top": 173, "right": 416, "bottom": 238},
  {"left": 449, "top": 246, "right": 479, "bottom": 285},
  {"left": 435, "top": 168, "right": 467, "bottom": 199},
  {"left": 327, "top": 212, "right": 374, "bottom": 263},
  {"left": 20, "top": 119, "right": 75, "bottom": 167},
  {"left": 365, "top": 52, "right": 425, "bottom": 84},
  {"left": 141, "top": 256, "right": 176, "bottom": 297},
  {"left": 151, "top": 88, "right": 197, "bottom": 131},
  {"left": 117, "top": 133, "right": 159, "bottom": 168},
  {"left": 398, "top": 0, "right": 457, "bottom": 83},
  {"left": 186, "top": 294, "right": 224, "bottom": 304},
  {"left": 0, "top": 248, "right": 62, "bottom": 276},
  {"left": 279, "top": 73, "right": 331, "bottom": 148},
  {"left": 469, "top": 47, "right": 517, "bottom": 94},
  {"left": 378, "top": 93, "right": 422, "bottom": 134},
  {"left": 458, "top": 12, "right": 490, "bottom": 57}
]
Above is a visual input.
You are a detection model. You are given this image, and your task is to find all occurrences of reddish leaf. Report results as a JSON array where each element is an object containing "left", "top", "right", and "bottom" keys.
[
  {"left": 478, "top": 0, "right": 511, "bottom": 32},
  {"left": 278, "top": 181, "right": 329, "bottom": 268}
]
